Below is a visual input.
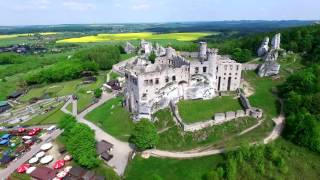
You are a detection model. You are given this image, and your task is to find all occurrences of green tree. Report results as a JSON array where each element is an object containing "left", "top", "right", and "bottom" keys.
[
  {"left": 94, "top": 88, "right": 103, "bottom": 99},
  {"left": 59, "top": 116, "right": 99, "bottom": 169},
  {"left": 148, "top": 51, "right": 157, "bottom": 64},
  {"left": 225, "top": 159, "right": 237, "bottom": 180},
  {"left": 130, "top": 119, "right": 159, "bottom": 150},
  {"left": 75, "top": 45, "right": 121, "bottom": 70}
]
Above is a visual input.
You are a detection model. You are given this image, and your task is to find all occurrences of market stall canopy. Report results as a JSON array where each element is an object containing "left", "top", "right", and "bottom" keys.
[
  {"left": 1, "top": 134, "right": 11, "bottom": 139},
  {"left": 64, "top": 154, "right": 72, "bottom": 161},
  {"left": 53, "top": 160, "right": 65, "bottom": 169},
  {"left": 28, "top": 157, "right": 39, "bottom": 164},
  {"left": 40, "top": 155, "right": 53, "bottom": 164},
  {"left": 40, "top": 143, "right": 53, "bottom": 151},
  {"left": 36, "top": 151, "right": 45, "bottom": 158},
  {"left": 26, "top": 167, "right": 37, "bottom": 174},
  {"left": 0, "top": 139, "right": 9, "bottom": 145},
  {"left": 56, "top": 171, "right": 68, "bottom": 178}
]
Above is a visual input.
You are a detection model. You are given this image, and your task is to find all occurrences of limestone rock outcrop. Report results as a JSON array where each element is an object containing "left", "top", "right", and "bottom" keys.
[
  {"left": 257, "top": 37, "right": 269, "bottom": 57},
  {"left": 258, "top": 33, "right": 282, "bottom": 77}
]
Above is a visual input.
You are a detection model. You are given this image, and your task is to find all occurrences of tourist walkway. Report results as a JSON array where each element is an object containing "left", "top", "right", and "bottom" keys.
[
  {"left": 143, "top": 97, "right": 285, "bottom": 159},
  {"left": 74, "top": 92, "right": 133, "bottom": 176}
]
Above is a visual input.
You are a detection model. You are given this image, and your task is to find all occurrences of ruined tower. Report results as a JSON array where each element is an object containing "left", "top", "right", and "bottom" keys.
[{"left": 199, "top": 42, "right": 207, "bottom": 60}]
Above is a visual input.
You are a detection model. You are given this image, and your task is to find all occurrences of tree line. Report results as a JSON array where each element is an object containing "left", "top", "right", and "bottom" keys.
[
  {"left": 209, "top": 24, "right": 320, "bottom": 63},
  {"left": 279, "top": 65, "right": 320, "bottom": 153},
  {"left": 204, "top": 144, "right": 288, "bottom": 180},
  {"left": 25, "top": 45, "right": 122, "bottom": 85}
]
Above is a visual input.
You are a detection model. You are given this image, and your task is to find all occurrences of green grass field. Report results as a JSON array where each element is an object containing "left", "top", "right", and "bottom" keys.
[
  {"left": 243, "top": 71, "right": 281, "bottom": 118},
  {"left": 153, "top": 108, "right": 175, "bottom": 131},
  {"left": 85, "top": 96, "right": 134, "bottom": 141},
  {"left": 57, "top": 32, "right": 214, "bottom": 43},
  {"left": 178, "top": 96, "right": 243, "bottom": 123},
  {"left": 157, "top": 117, "right": 258, "bottom": 151},
  {"left": 125, "top": 138, "right": 320, "bottom": 180}
]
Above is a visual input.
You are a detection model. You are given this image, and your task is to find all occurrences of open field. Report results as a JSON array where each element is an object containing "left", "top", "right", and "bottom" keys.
[
  {"left": 243, "top": 71, "right": 282, "bottom": 118},
  {"left": 125, "top": 138, "right": 320, "bottom": 180},
  {"left": 85, "top": 96, "right": 134, "bottom": 141},
  {"left": 20, "top": 73, "right": 106, "bottom": 102},
  {"left": 57, "top": 32, "right": 213, "bottom": 43},
  {"left": 177, "top": 96, "right": 243, "bottom": 123}
]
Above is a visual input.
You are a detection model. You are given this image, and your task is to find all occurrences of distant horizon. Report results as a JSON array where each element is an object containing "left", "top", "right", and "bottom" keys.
[
  {"left": 1, "top": 0, "right": 320, "bottom": 26},
  {"left": 1, "top": 20, "right": 319, "bottom": 28}
]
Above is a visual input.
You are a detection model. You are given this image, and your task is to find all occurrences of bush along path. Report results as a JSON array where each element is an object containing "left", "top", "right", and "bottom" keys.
[{"left": 62, "top": 91, "right": 133, "bottom": 176}]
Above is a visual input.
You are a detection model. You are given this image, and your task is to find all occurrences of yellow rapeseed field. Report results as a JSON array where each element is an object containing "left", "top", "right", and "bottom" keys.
[
  {"left": 57, "top": 32, "right": 213, "bottom": 43},
  {"left": 0, "top": 32, "right": 58, "bottom": 39}
]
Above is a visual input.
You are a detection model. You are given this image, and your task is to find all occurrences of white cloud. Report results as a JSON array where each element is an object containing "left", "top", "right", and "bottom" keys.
[
  {"left": 62, "top": 0, "right": 96, "bottom": 11},
  {"left": 131, "top": 1, "right": 151, "bottom": 11},
  {"left": 13, "top": 0, "right": 51, "bottom": 11}
]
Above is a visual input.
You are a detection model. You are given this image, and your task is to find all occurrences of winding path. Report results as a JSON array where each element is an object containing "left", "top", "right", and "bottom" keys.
[
  {"left": 74, "top": 92, "right": 133, "bottom": 176},
  {"left": 143, "top": 98, "right": 285, "bottom": 159}
]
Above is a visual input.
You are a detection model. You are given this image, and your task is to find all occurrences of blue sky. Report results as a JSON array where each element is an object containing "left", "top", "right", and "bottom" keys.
[{"left": 0, "top": 0, "right": 319, "bottom": 26}]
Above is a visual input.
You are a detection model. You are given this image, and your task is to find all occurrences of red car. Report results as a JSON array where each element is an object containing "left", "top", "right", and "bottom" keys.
[
  {"left": 28, "top": 128, "right": 42, "bottom": 136},
  {"left": 18, "top": 128, "right": 26, "bottom": 133}
]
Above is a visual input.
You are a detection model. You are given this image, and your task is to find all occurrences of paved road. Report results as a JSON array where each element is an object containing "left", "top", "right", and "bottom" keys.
[
  {"left": 61, "top": 96, "right": 73, "bottom": 115},
  {"left": 76, "top": 92, "right": 133, "bottom": 176},
  {"left": 0, "top": 129, "right": 63, "bottom": 179}
]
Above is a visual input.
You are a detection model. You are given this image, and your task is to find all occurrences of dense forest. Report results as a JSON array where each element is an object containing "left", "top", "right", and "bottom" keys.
[
  {"left": 209, "top": 24, "right": 320, "bottom": 63},
  {"left": 280, "top": 65, "right": 320, "bottom": 153}
]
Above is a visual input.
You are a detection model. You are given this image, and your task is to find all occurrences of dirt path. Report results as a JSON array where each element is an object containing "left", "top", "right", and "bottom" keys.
[{"left": 143, "top": 98, "right": 285, "bottom": 159}]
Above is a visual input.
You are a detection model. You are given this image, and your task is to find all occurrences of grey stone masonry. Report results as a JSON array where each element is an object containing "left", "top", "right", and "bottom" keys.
[{"left": 124, "top": 41, "right": 242, "bottom": 120}]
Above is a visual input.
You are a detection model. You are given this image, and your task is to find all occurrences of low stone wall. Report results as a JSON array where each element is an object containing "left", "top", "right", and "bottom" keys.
[
  {"left": 242, "top": 63, "right": 259, "bottom": 71},
  {"left": 170, "top": 90, "right": 263, "bottom": 132},
  {"left": 170, "top": 100, "right": 250, "bottom": 132}
]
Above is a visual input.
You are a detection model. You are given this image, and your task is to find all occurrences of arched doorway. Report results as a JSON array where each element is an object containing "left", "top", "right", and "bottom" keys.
[{"left": 178, "top": 81, "right": 188, "bottom": 99}]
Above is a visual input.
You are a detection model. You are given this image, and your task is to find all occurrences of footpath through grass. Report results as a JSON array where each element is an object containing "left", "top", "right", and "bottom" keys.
[
  {"left": 125, "top": 138, "right": 320, "bottom": 180},
  {"left": 85, "top": 96, "right": 134, "bottom": 141},
  {"left": 178, "top": 96, "right": 242, "bottom": 123},
  {"left": 157, "top": 117, "right": 258, "bottom": 151}
]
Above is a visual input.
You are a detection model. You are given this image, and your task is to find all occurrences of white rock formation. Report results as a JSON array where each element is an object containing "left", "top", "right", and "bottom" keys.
[{"left": 257, "top": 37, "right": 270, "bottom": 57}]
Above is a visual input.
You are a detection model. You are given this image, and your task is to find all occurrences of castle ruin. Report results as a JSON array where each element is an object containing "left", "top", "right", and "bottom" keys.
[{"left": 123, "top": 42, "right": 242, "bottom": 120}]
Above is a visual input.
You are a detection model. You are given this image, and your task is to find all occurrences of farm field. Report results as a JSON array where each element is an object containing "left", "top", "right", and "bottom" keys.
[{"left": 57, "top": 32, "right": 214, "bottom": 43}]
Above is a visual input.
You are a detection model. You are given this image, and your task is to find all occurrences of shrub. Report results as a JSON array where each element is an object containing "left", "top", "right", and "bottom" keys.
[{"left": 129, "top": 119, "right": 159, "bottom": 150}]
